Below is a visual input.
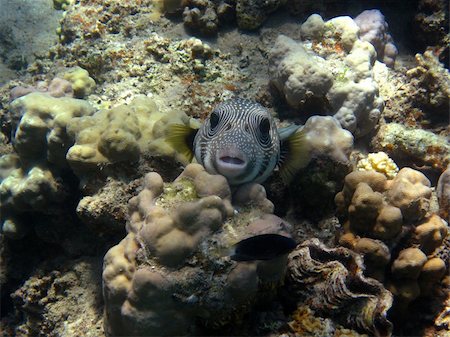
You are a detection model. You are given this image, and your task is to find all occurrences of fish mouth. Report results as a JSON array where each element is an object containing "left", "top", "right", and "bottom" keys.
[
  {"left": 215, "top": 150, "right": 248, "bottom": 178},
  {"left": 219, "top": 156, "right": 245, "bottom": 166}
]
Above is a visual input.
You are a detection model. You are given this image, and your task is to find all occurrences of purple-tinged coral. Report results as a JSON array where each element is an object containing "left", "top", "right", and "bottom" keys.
[{"left": 354, "top": 9, "right": 398, "bottom": 68}]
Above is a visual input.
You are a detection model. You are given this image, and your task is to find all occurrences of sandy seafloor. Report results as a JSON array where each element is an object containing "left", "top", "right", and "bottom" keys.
[{"left": 0, "top": 0, "right": 449, "bottom": 336}]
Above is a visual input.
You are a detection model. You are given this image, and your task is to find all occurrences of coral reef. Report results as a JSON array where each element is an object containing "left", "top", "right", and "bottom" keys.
[
  {"left": 269, "top": 14, "right": 384, "bottom": 137},
  {"left": 0, "top": 154, "right": 64, "bottom": 238},
  {"left": 287, "top": 305, "right": 369, "bottom": 337},
  {"left": 375, "top": 49, "right": 449, "bottom": 131},
  {"left": 181, "top": 0, "right": 235, "bottom": 36},
  {"left": 372, "top": 123, "right": 450, "bottom": 171},
  {"left": 1, "top": 0, "right": 449, "bottom": 336},
  {"left": 285, "top": 238, "right": 393, "bottom": 336},
  {"left": 354, "top": 9, "right": 398, "bottom": 67},
  {"left": 302, "top": 115, "right": 354, "bottom": 163},
  {"left": 57, "top": 2, "right": 241, "bottom": 117},
  {"left": 10, "top": 77, "right": 74, "bottom": 101},
  {"left": 103, "top": 163, "right": 291, "bottom": 336},
  {"left": 336, "top": 168, "right": 448, "bottom": 314}
]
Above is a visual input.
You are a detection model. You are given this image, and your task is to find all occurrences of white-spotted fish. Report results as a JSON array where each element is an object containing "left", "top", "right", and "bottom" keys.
[{"left": 168, "top": 98, "right": 311, "bottom": 185}]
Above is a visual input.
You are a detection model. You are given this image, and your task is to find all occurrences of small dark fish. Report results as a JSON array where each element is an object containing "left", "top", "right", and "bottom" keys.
[{"left": 230, "top": 233, "right": 297, "bottom": 261}]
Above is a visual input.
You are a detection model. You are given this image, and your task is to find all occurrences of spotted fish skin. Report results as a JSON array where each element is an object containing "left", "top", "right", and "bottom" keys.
[{"left": 194, "top": 98, "right": 280, "bottom": 185}]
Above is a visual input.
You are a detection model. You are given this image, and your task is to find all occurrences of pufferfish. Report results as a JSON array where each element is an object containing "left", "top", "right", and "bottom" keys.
[{"left": 168, "top": 98, "right": 311, "bottom": 185}]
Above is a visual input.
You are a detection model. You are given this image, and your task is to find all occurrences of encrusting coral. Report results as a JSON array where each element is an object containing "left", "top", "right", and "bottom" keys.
[
  {"left": 2, "top": 90, "right": 198, "bottom": 241},
  {"left": 103, "top": 163, "right": 292, "bottom": 336},
  {"left": 372, "top": 123, "right": 450, "bottom": 171}
]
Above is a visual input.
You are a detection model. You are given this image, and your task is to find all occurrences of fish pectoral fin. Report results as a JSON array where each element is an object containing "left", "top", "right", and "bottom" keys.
[
  {"left": 279, "top": 127, "right": 312, "bottom": 184},
  {"left": 166, "top": 124, "right": 198, "bottom": 163}
]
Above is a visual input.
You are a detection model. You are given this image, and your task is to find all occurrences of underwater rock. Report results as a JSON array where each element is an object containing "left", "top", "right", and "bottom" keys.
[
  {"left": 269, "top": 14, "right": 384, "bottom": 137},
  {"left": 76, "top": 178, "right": 135, "bottom": 234},
  {"left": 103, "top": 163, "right": 292, "bottom": 336},
  {"left": 285, "top": 238, "right": 393, "bottom": 336},
  {"left": 354, "top": 9, "right": 398, "bottom": 68}
]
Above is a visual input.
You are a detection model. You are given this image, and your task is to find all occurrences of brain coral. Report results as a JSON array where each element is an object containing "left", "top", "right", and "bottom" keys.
[
  {"left": 269, "top": 14, "right": 384, "bottom": 137},
  {"left": 103, "top": 163, "right": 293, "bottom": 336}
]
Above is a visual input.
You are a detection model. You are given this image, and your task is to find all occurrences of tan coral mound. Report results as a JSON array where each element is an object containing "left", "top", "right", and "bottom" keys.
[
  {"left": 335, "top": 167, "right": 448, "bottom": 311},
  {"left": 103, "top": 163, "right": 293, "bottom": 336}
]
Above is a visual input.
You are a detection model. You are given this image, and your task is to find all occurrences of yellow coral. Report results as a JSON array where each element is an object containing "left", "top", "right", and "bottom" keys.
[
  {"left": 357, "top": 152, "right": 399, "bottom": 179},
  {"left": 63, "top": 67, "right": 96, "bottom": 98}
]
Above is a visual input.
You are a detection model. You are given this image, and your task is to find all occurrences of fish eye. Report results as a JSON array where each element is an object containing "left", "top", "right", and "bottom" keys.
[
  {"left": 209, "top": 112, "right": 219, "bottom": 129},
  {"left": 259, "top": 118, "right": 270, "bottom": 136}
]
